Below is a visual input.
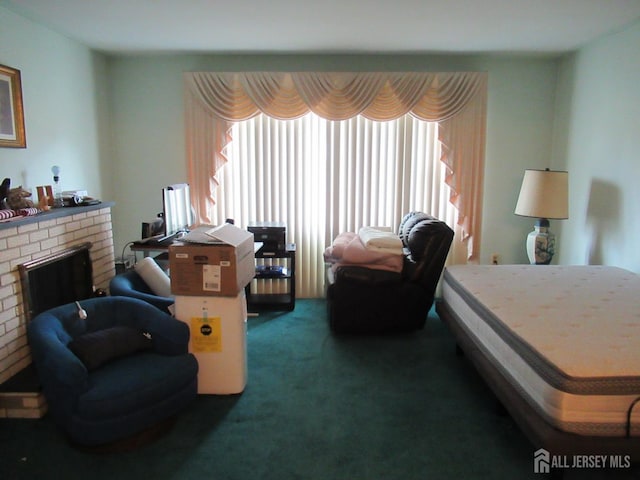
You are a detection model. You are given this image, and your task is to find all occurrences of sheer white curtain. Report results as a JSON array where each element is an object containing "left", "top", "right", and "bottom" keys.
[{"left": 211, "top": 112, "right": 456, "bottom": 298}]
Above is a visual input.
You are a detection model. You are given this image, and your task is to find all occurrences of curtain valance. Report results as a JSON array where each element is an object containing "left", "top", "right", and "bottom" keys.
[
  {"left": 186, "top": 71, "right": 483, "bottom": 122},
  {"left": 184, "top": 71, "right": 487, "bottom": 261}
]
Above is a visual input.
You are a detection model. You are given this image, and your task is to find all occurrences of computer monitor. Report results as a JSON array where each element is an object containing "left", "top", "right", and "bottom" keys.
[{"left": 162, "top": 183, "right": 194, "bottom": 239}]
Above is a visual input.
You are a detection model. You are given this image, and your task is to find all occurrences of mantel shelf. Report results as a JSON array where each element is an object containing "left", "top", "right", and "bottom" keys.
[{"left": 0, "top": 202, "right": 115, "bottom": 231}]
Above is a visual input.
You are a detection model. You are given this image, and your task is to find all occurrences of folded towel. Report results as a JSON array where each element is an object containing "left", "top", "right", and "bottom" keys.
[
  {"left": 323, "top": 232, "right": 403, "bottom": 273},
  {"left": 0, "top": 210, "right": 17, "bottom": 221},
  {"left": 17, "top": 207, "right": 40, "bottom": 216},
  {"left": 358, "top": 226, "right": 403, "bottom": 255}
]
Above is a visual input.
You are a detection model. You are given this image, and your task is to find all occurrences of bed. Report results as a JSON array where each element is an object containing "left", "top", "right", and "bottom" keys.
[{"left": 436, "top": 264, "right": 640, "bottom": 458}]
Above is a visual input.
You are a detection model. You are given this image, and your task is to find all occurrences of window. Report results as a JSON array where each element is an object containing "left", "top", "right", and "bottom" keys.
[{"left": 210, "top": 112, "right": 455, "bottom": 298}]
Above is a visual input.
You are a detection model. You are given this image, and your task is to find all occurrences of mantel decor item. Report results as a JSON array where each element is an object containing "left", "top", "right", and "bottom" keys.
[
  {"left": 0, "top": 64, "right": 26, "bottom": 148},
  {"left": 515, "top": 168, "right": 568, "bottom": 265}
]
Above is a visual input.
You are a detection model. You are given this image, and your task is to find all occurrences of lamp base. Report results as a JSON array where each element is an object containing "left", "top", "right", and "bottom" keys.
[{"left": 525, "top": 219, "right": 555, "bottom": 265}]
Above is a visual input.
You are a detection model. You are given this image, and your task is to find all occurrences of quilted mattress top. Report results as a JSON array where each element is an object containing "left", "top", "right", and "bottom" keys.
[{"left": 444, "top": 265, "right": 640, "bottom": 381}]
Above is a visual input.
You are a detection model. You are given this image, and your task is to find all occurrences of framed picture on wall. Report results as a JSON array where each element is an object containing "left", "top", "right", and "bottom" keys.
[{"left": 0, "top": 64, "right": 26, "bottom": 148}]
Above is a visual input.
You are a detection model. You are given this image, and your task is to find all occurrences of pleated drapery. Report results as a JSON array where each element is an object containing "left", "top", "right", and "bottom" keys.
[{"left": 184, "top": 71, "right": 487, "bottom": 261}]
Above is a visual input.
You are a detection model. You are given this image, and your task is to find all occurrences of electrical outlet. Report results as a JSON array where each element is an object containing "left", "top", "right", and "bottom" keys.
[{"left": 491, "top": 253, "right": 499, "bottom": 265}]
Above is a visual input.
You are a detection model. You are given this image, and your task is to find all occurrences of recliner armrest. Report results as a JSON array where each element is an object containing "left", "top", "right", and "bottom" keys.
[{"left": 334, "top": 266, "right": 402, "bottom": 286}]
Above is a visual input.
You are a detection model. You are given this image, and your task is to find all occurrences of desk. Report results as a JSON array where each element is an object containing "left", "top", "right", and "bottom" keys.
[
  {"left": 129, "top": 242, "right": 171, "bottom": 270},
  {"left": 130, "top": 242, "right": 170, "bottom": 256}
]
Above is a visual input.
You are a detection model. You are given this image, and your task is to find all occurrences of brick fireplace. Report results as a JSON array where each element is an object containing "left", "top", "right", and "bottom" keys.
[{"left": 0, "top": 203, "right": 115, "bottom": 418}]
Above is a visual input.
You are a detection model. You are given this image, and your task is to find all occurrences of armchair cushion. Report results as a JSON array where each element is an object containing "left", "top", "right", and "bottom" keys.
[
  {"left": 68, "top": 326, "right": 153, "bottom": 371},
  {"left": 76, "top": 352, "right": 197, "bottom": 420}
]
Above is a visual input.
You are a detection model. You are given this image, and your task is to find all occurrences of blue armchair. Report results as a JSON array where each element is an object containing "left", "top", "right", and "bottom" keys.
[
  {"left": 27, "top": 296, "right": 198, "bottom": 447},
  {"left": 109, "top": 269, "right": 174, "bottom": 313}
]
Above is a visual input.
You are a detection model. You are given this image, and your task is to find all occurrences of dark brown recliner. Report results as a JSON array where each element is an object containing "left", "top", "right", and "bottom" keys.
[{"left": 326, "top": 212, "right": 454, "bottom": 334}]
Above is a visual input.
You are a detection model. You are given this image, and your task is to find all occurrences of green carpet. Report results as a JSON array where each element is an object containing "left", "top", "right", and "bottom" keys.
[{"left": 1, "top": 300, "right": 637, "bottom": 479}]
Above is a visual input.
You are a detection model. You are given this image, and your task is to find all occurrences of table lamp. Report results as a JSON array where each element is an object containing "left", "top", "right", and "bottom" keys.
[{"left": 514, "top": 168, "right": 568, "bottom": 265}]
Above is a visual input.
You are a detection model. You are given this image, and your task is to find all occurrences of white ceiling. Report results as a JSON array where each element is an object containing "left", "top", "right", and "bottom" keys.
[{"left": 3, "top": 0, "right": 640, "bottom": 55}]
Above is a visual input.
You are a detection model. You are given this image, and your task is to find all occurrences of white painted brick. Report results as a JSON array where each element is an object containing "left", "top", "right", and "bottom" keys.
[
  {"left": 0, "top": 327, "right": 25, "bottom": 344},
  {"left": 0, "top": 271, "right": 19, "bottom": 286},
  {"left": 7, "top": 334, "right": 28, "bottom": 355},
  {"left": 7, "top": 234, "right": 30, "bottom": 249},
  {"left": 1, "top": 297, "right": 18, "bottom": 313},
  {"left": 29, "top": 229, "right": 49, "bottom": 243},
  {"left": 10, "top": 255, "right": 32, "bottom": 271},
  {"left": 47, "top": 225, "right": 66, "bottom": 237},
  {"left": 0, "top": 248, "right": 21, "bottom": 266},
  {"left": 0, "top": 226, "right": 18, "bottom": 239},
  {"left": 87, "top": 225, "right": 102, "bottom": 236},
  {"left": 17, "top": 223, "right": 38, "bottom": 234},
  {"left": 40, "top": 237, "right": 58, "bottom": 251},
  {"left": 31, "top": 249, "right": 54, "bottom": 262},
  {"left": 0, "top": 285, "right": 13, "bottom": 301},
  {"left": 65, "top": 221, "right": 82, "bottom": 233},
  {"left": 80, "top": 218, "right": 95, "bottom": 229},
  {"left": 4, "top": 316, "right": 19, "bottom": 334},
  {"left": 0, "top": 343, "right": 9, "bottom": 361},
  {"left": 56, "top": 215, "right": 73, "bottom": 225},
  {"left": 20, "top": 242, "right": 42, "bottom": 257},
  {"left": 37, "top": 219, "right": 57, "bottom": 229},
  {"left": 59, "top": 233, "right": 76, "bottom": 245},
  {"left": 0, "top": 308, "right": 14, "bottom": 325}
]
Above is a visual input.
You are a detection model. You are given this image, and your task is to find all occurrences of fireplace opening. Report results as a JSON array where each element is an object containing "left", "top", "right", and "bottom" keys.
[
  {"left": 0, "top": 242, "right": 97, "bottom": 395},
  {"left": 19, "top": 242, "right": 95, "bottom": 322}
]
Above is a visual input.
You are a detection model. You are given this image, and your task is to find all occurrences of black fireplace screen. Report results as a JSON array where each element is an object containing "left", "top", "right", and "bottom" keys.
[{"left": 19, "top": 242, "right": 95, "bottom": 322}]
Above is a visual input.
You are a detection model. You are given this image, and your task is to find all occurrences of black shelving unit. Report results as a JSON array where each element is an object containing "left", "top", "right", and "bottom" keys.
[{"left": 246, "top": 243, "right": 296, "bottom": 311}]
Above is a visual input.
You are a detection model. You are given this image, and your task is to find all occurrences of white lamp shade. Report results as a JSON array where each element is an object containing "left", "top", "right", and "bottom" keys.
[{"left": 515, "top": 169, "right": 568, "bottom": 219}]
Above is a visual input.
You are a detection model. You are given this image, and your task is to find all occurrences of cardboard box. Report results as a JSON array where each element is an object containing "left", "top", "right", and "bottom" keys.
[{"left": 169, "top": 224, "right": 255, "bottom": 296}]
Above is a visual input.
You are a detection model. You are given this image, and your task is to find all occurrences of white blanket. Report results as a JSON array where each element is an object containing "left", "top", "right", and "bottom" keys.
[
  {"left": 323, "top": 232, "right": 403, "bottom": 273},
  {"left": 358, "top": 226, "right": 403, "bottom": 255}
]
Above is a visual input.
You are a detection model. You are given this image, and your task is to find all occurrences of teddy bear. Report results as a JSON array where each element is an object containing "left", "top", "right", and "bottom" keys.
[{"left": 6, "top": 186, "right": 35, "bottom": 210}]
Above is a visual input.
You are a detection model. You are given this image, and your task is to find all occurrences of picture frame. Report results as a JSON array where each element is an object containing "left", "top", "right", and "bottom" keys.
[{"left": 0, "top": 64, "right": 26, "bottom": 148}]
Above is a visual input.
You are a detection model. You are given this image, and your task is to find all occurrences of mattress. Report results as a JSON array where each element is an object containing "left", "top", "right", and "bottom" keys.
[{"left": 442, "top": 264, "right": 640, "bottom": 437}]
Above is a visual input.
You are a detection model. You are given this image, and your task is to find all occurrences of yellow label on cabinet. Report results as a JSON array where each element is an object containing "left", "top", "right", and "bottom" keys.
[{"left": 190, "top": 316, "right": 222, "bottom": 352}]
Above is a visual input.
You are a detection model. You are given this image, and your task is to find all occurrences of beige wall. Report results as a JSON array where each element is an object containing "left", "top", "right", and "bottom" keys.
[
  {"left": 553, "top": 19, "right": 640, "bottom": 272},
  {"left": 0, "top": 7, "right": 111, "bottom": 203}
]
